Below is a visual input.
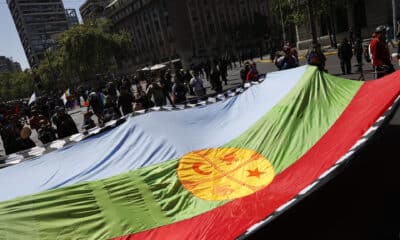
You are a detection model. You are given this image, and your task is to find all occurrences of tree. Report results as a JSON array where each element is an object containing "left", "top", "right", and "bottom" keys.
[
  {"left": 271, "top": 0, "right": 307, "bottom": 43},
  {"left": 272, "top": 0, "right": 340, "bottom": 46},
  {"left": 0, "top": 71, "right": 35, "bottom": 100},
  {"left": 37, "top": 19, "right": 133, "bottom": 88}
]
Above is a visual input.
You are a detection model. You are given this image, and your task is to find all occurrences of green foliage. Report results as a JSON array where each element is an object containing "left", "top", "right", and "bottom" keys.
[
  {"left": 0, "top": 71, "right": 35, "bottom": 101},
  {"left": 272, "top": 0, "right": 339, "bottom": 26},
  {"left": 272, "top": 0, "right": 305, "bottom": 26},
  {"left": 36, "top": 19, "right": 133, "bottom": 90}
]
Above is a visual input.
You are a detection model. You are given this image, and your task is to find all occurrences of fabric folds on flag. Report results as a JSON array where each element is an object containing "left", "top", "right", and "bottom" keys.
[{"left": 0, "top": 66, "right": 399, "bottom": 240}]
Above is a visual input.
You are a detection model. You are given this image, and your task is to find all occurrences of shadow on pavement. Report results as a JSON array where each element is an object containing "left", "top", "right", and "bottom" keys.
[{"left": 248, "top": 123, "right": 400, "bottom": 240}]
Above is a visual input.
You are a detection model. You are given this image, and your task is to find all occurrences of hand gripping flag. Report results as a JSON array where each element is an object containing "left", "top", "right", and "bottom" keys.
[{"left": 0, "top": 66, "right": 399, "bottom": 240}]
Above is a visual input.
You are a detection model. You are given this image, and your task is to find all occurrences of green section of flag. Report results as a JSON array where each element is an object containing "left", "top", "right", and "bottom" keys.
[
  {"left": 0, "top": 67, "right": 363, "bottom": 240},
  {"left": 0, "top": 160, "right": 223, "bottom": 240},
  {"left": 227, "top": 67, "right": 363, "bottom": 172}
]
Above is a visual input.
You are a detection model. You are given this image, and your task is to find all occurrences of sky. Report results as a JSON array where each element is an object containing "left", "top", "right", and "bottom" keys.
[{"left": 0, "top": 0, "right": 85, "bottom": 70}]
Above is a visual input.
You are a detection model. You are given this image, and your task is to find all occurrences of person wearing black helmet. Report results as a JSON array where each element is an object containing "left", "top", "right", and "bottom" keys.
[{"left": 369, "top": 25, "right": 395, "bottom": 78}]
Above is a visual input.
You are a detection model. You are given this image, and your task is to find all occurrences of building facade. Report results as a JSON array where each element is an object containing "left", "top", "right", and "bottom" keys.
[
  {"left": 185, "top": 0, "right": 271, "bottom": 59},
  {"left": 7, "top": 0, "right": 70, "bottom": 68},
  {"left": 104, "top": 0, "right": 273, "bottom": 67},
  {"left": 0, "top": 56, "right": 22, "bottom": 73},
  {"left": 296, "top": 0, "right": 400, "bottom": 49},
  {"left": 80, "top": 0, "right": 109, "bottom": 23}
]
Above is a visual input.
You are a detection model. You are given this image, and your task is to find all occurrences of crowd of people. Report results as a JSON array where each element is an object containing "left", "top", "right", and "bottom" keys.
[
  {"left": 0, "top": 57, "right": 260, "bottom": 157},
  {"left": 335, "top": 24, "right": 397, "bottom": 78},
  {"left": 0, "top": 97, "right": 78, "bottom": 155},
  {"left": 271, "top": 22, "right": 399, "bottom": 80}
]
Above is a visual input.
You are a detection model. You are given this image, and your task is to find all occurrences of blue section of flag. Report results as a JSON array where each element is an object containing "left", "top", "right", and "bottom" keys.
[{"left": 0, "top": 66, "right": 307, "bottom": 202}]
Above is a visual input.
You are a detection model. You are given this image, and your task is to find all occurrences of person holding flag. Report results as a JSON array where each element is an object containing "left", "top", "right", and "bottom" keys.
[
  {"left": 28, "top": 92, "right": 36, "bottom": 106},
  {"left": 61, "top": 89, "right": 72, "bottom": 109}
]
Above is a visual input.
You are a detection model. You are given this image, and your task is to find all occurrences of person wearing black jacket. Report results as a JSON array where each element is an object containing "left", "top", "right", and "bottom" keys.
[
  {"left": 117, "top": 89, "right": 134, "bottom": 116},
  {"left": 51, "top": 107, "right": 79, "bottom": 139},
  {"left": 210, "top": 66, "right": 223, "bottom": 93},
  {"left": 338, "top": 38, "right": 353, "bottom": 75},
  {"left": 38, "top": 120, "right": 57, "bottom": 145}
]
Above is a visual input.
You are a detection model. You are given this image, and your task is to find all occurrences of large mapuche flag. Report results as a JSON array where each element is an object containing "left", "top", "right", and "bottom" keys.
[{"left": 0, "top": 66, "right": 399, "bottom": 239}]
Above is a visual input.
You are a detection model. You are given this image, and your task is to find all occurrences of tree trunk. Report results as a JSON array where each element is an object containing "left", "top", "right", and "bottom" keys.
[
  {"left": 307, "top": 0, "right": 318, "bottom": 43},
  {"left": 295, "top": 24, "right": 301, "bottom": 49},
  {"left": 278, "top": 0, "right": 287, "bottom": 41}
]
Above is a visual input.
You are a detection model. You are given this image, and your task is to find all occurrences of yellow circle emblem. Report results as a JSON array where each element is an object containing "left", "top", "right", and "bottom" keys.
[{"left": 177, "top": 148, "right": 275, "bottom": 201}]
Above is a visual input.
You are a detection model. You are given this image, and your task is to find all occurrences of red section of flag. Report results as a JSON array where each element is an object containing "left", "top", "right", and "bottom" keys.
[{"left": 113, "top": 73, "right": 400, "bottom": 240}]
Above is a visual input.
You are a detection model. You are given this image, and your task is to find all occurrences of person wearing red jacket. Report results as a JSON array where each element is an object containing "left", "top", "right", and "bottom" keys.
[{"left": 369, "top": 25, "right": 395, "bottom": 78}]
